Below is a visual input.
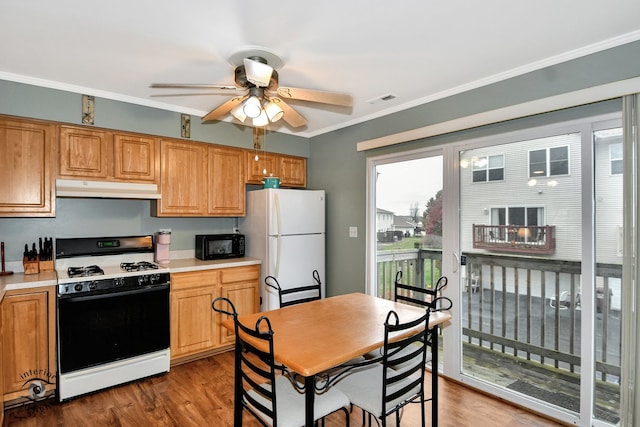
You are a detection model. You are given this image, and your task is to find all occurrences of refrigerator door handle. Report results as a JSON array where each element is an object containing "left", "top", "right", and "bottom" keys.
[{"left": 274, "top": 192, "right": 282, "bottom": 277}]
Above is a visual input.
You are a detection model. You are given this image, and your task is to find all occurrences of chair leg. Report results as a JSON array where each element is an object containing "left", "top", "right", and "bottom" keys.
[{"left": 340, "top": 407, "right": 350, "bottom": 427}]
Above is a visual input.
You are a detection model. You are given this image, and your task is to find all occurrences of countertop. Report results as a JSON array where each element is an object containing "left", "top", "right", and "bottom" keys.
[
  {"left": 0, "top": 257, "right": 261, "bottom": 301},
  {"left": 164, "top": 256, "right": 261, "bottom": 273},
  {"left": 0, "top": 270, "right": 58, "bottom": 299}
]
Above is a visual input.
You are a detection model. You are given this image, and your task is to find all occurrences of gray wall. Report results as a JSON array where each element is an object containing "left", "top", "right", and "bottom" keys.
[
  {"left": 308, "top": 40, "right": 640, "bottom": 297},
  {"left": 1, "top": 40, "right": 639, "bottom": 289}
]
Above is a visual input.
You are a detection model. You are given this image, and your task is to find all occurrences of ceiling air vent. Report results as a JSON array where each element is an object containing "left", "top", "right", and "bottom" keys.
[{"left": 367, "top": 93, "right": 397, "bottom": 104}]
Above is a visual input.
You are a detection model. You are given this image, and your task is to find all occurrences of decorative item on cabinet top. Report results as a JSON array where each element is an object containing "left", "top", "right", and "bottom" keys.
[{"left": 55, "top": 179, "right": 161, "bottom": 199}]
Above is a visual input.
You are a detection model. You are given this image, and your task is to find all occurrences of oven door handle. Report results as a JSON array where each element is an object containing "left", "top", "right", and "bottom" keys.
[{"left": 60, "top": 284, "right": 168, "bottom": 302}]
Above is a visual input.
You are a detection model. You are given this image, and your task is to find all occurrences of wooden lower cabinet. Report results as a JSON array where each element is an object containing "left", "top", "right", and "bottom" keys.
[
  {"left": 170, "top": 264, "right": 260, "bottom": 364},
  {"left": 218, "top": 266, "right": 261, "bottom": 346},
  {"left": 1, "top": 286, "right": 56, "bottom": 405}
]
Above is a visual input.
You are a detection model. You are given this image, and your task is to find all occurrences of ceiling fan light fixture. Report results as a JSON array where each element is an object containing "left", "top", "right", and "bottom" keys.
[
  {"left": 230, "top": 103, "right": 247, "bottom": 122},
  {"left": 243, "top": 96, "right": 262, "bottom": 118},
  {"left": 264, "top": 100, "right": 284, "bottom": 123},
  {"left": 252, "top": 110, "right": 269, "bottom": 127},
  {"left": 243, "top": 57, "right": 273, "bottom": 87}
]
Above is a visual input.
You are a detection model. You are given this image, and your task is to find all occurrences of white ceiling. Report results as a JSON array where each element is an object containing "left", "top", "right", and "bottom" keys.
[{"left": 2, "top": 1, "right": 640, "bottom": 138}]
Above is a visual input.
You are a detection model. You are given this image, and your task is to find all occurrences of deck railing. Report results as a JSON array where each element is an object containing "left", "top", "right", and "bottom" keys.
[
  {"left": 376, "top": 248, "right": 621, "bottom": 385},
  {"left": 472, "top": 224, "right": 556, "bottom": 254}
]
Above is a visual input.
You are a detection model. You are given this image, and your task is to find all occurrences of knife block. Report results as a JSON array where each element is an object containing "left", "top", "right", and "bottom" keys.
[
  {"left": 23, "top": 256, "right": 39, "bottom": 275},
  {"left": 39, "top": 259, "right": 54, "bottom": 272}
]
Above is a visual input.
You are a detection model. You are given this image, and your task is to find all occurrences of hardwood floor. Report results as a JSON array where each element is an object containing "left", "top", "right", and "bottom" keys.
[{"left": 4, "top": 350, "right": 565, "bottom": 427}]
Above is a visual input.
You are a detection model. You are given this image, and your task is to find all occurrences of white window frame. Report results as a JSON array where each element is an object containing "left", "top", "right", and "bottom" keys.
[
  {"left": 472, "top": 154, "right": 504, "bottom": 182},
  {"left": 528, "top": 145, "right": 570, "bottom": 177}
]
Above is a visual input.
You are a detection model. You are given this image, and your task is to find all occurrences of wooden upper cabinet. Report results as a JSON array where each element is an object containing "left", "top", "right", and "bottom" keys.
[
  {"left": 245, "top": 151, "right": 306, "bottom": 188},
  {"left": 59, "top": 126, "right": 112, "bottom": 179},
  {"left": 245, "top": 151, "right": 277, "bottom": 184},
  {"left": 59, "top": 125, "right": 159, "bottom": 183},
  {"left": 0, "top": 117, "right": 55, "bottom": 217},
  {"left": 153, "top": 139, "right": 207, "bottom": 216},
  {"left": 278, "top": 155, "right": 306, "bottom": 187},
  {"left": 208, "top": 146, "right": 245, "bottom": 216},
  {"left": 113, "top": 134, "right": 159, "bottom": 182}
]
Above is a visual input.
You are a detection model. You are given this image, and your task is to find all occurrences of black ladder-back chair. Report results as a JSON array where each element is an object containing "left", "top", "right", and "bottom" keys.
[
  {"left": 212, "top": 297, "right": 350, "bottom": 427},
  {"left": 265, "top": 270, "right": 322, "bottom": 308},
  {"left": 393, "top": 270, "right": 452, "bottom": 427},
  {"left": 334, "top": 308, "right": 432, "bottom": 427}
]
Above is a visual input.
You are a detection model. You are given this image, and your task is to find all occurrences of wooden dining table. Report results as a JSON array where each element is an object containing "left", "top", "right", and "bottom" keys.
[{"left": 222, "top": 292, "right": 452, "bottom": 427}]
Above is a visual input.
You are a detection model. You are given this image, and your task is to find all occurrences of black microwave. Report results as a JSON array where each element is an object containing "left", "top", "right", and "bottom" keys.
[{"left": 195, "top": 234, "right": 245, "bottom": 260}]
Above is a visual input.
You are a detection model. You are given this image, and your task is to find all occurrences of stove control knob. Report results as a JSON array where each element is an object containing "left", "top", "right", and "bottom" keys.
[
  {"left": 88, "top": 281, "right": 98, "bottom": 291},
  {"left": 149, "top": 274, "right": 160, "bottom": 284},
  {"left": 114, "top": 277, "right": 124, "bottom": 287},
  {"left": 138, "top": 276, "right": 148, "bottom": 285},
  {"left": 74, "top": 284, "right": 83, "bottom": 292}
]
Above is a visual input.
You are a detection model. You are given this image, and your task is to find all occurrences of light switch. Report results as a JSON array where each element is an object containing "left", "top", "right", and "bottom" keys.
[{"left": 349, "top": 226, "right": 358, "bottom": 238}]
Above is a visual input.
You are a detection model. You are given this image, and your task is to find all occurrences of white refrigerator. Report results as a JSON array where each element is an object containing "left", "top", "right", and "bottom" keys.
[{"left": 239, "top": 189, "right": 325, "bottom": 311}]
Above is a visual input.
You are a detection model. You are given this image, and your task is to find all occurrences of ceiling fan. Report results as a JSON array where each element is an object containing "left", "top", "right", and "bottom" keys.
[{"left": 151, "top": 47, "right": 353, "bottom": 129}]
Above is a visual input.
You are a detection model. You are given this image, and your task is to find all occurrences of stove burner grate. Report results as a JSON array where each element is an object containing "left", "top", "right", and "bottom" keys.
[
  {"left": 68, "top": 265, "right": 104, "bottom": 278},
  {"left": 120, "top": 261, "right": 159, "bottom": 272}
]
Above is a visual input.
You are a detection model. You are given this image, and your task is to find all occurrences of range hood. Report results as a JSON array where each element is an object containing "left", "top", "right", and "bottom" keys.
[{"left": 56, "top": 179, "right": 161, "bottom": 199}]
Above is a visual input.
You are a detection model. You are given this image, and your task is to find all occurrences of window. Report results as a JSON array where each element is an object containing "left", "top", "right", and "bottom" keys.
[
  {"left": 472, "top": 154, "right": 504, "bottom": 182},
  {"left": 610, "top": 143, "right": 622, "bottom": 175},
  {"left": 491, "top": 206, "right": 543, "bottom": 227},
  {"left": 529, "top": 146, "right": 569, "bottom": 177}
]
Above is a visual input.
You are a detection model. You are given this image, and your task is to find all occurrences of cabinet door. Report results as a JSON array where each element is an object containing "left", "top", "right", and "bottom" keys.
[
  {"left": 208, "top": 146, "right": 245, "bottom": 216},
  {"left": 154, "top": 139, "right": 207, "bottom": 216},
  {"left": 59, "top": 125, "right": 112, "bottom": 178},
  {"left": 279, "top": 155, "right": 307, "bottom": 187},
  {"left": 0, "top": 118, "right": 55, "bottom": 216},
  {"left": 245, "top": 151, "right": 277, "bottom": 185},
  {"left": 219, "top": 265, "right": 260, "bottom": 346},
  {"left": 170, "top": 287, "right": 219, "bottom": 359},
  {"left": 1, "top": 288, "right": 56, "bottom": 403},
  {"left": 113, "top": 133, "right": 159, "bottom": 183}
]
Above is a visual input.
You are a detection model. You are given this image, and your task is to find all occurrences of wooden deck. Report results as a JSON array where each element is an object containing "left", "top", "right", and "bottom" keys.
[{"left": 460, "top": 343, "right": 620, "bottom": 424}]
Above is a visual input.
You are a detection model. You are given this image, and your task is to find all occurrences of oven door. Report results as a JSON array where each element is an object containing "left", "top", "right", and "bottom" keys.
[{"left": 57, "top": 284, "right": 170, "bottom": 374}]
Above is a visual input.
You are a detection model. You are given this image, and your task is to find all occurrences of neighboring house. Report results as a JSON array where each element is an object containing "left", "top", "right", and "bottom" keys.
[
  {"left": 376, "top": 208, "right": 395, "bottom": 232},
  {"left": 391, "top": 215, "right": 419, "bottom": 236},
  {"left": 460, "top": 123, "right": 623, "bottom": 266}
]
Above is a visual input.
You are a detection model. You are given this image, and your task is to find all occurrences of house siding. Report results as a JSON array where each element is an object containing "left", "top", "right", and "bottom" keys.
[{"left": 461, "top": 131, "right": 588, "bottom": 262}]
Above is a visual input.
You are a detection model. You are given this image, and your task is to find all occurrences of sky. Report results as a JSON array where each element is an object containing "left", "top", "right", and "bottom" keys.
[{"left": 376, "top": 156, "right": 443, "bottom": 216}]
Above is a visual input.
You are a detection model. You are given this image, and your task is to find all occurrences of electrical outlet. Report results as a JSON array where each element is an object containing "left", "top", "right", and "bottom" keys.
[{"left": 349, "top": 226, "right": 358, "bottom": 238}]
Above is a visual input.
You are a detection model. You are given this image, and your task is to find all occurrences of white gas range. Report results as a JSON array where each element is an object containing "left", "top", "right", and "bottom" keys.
[{"left": 55, "top": 235, "right": 171, "bottom": 401}]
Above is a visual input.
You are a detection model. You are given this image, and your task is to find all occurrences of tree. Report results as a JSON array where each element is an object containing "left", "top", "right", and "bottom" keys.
[
  {"left": 423, "top": 189, "right": 443, "bottom": 236},
  {"left": 409, "top": 201, "right": 420, "bottom": 223}
]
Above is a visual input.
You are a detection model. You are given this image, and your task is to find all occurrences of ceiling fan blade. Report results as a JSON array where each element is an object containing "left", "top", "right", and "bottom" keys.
[
  {"left": 202, "top": 96, "right": 246, "bottom": 122},
  {"left": 274, "top": 87, "right": 353, "bottom": 107},
  {"left": 150, "top": 91, "right": 247, "bottom": 98},
  {"left": 150, "top": 83, "right": 240, "bottom": 90},
  {"left": 269, "top": 97, "right": 307, "bottom": 128}
]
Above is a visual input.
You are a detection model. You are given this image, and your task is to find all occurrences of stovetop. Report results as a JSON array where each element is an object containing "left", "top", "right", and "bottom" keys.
[
  {"left": 55, "top": 235, "right": 168, "bottom": 285},
  {"left": 56, "top": 256, "right": 169, "bottom": 283}
]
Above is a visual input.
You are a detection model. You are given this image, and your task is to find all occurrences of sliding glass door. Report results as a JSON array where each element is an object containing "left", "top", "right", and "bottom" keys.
[
  {"left": 366, "top": 100, "right": 634, "bottom": 425},
  {"left": 455, "top": 114, "right": 623, "bottom": 425}
]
